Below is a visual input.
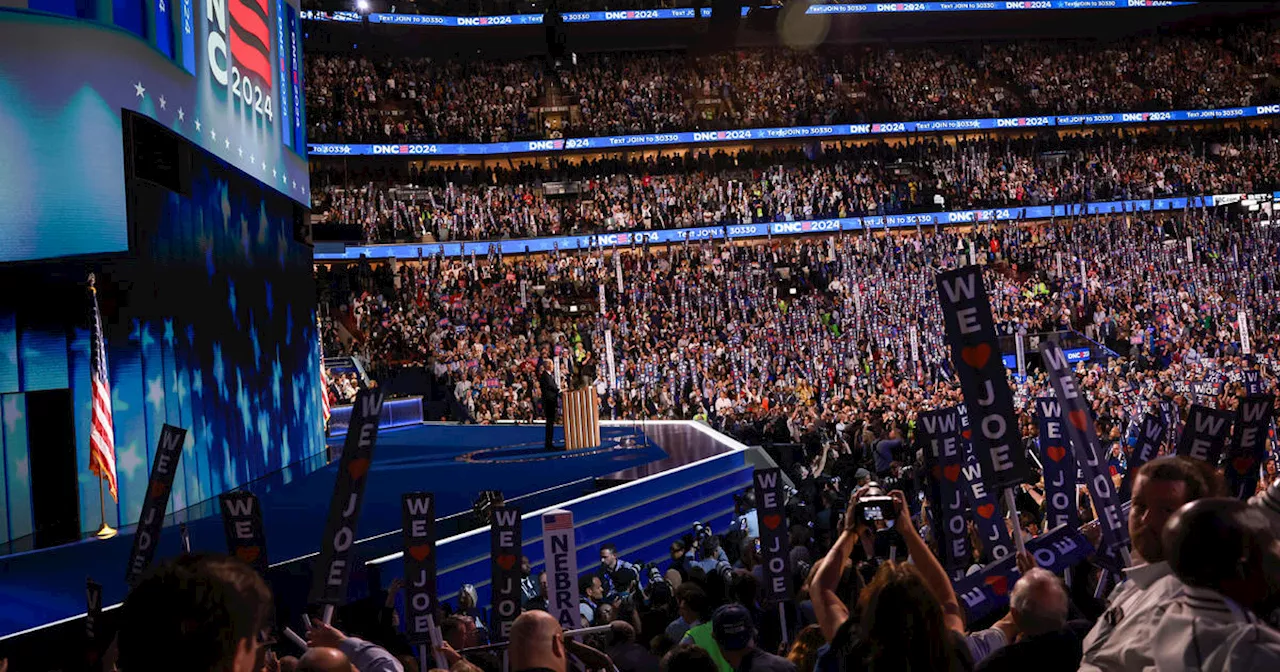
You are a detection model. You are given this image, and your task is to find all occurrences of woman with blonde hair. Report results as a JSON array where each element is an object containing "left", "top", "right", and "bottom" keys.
[{"left": 784, "top": 625, "right": 826, "bottom": 672}]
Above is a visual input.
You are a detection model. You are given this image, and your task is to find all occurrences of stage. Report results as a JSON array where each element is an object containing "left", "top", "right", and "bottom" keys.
[{"left": 0, "top": 420, "right": 745, "bottom": 642}]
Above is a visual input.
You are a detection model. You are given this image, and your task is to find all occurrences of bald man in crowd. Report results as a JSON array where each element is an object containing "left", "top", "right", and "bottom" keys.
[
  {"left": 976, "top": 568, "right": 1077, "bottom": 672},
  {"left": 306, "top": 619, "right": 403, "bottom": 672},
  {"left": 509, "top": 611, "right": 569, "bottom": 672},
  {"left": 298, "top": 648, "right": 356, "bottom": 672},
  {"left": 1151, "top": 498, "right": 1280, "bottom": 670}
]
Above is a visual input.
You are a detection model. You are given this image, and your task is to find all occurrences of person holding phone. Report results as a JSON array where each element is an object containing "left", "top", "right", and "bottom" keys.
[{"left": 809, "top": 488, "right": 975, "bottom": 671}]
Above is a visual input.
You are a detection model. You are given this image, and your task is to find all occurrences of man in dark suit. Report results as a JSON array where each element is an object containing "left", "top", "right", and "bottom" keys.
[{"left": 540, "top": 360, "right": 560, "bottom": 451}]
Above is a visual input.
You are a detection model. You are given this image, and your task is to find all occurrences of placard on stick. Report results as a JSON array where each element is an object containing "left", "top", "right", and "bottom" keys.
[
  {"left": 490, "top": 506, "right": 523, "bottom": 642},
  {"left": 310, "top": 389, "right": 386, "bottom": 606},
  {"left": 1039, "top": 343, "right": 1128, "bottom": 554},
  {"left": 752, "top": 468, "right": 794, "bottom": 603},
  {"left": 220, "top": 491, "right": 269, "bottom": 576},
  {"left": 935, "top": 266, "right": 1032, "bottom": 489},
  {"left": 1036, "top": 398, "right": 1080, "bottom": 530},
  {"left": 1176, "top": 404, "right": 1234, "bottom": 465},
  {"left": 402, "top": 492, "right": 438, "bottom": 644},
  {"left": 124, "top": 424, "right": 188, "bottom": 587},
  {"left": 542, "top": 510, "right": 580, "bottom": 630}
]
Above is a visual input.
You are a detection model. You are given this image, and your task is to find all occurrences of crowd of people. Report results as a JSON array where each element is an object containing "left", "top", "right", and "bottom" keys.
[
  {"left": 310, "top": 125, "right": 1280, "bottom": 244},
  {"left": 82, "top": 452, "right": 1280, "bottom": 672},
  {"left": 305, "top": 24, "right": 1280, "bottom": 144},
  {"left": 305, "top": 206, "right": 1280, "bottom": 672},
  {"left": 317, "top": 204, "right": 1280, "bottom": 475}
]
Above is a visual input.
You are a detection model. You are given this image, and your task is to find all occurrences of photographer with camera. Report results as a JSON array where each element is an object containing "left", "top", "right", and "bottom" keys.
[
  {"left": 599, "top": 543, "right": 644, "bottom": 598},
  {"left": 810, "top": 486, "right": 975, "bottom": 671}
]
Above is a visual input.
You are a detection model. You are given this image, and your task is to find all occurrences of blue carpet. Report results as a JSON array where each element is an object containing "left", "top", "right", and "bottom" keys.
[{"left": 0, "top": 424, "right": 664, "bottom": 639}]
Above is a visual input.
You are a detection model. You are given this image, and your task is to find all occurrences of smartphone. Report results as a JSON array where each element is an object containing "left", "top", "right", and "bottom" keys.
[{"left": 857, "top": 496, "right": 895, "bottom": 523}]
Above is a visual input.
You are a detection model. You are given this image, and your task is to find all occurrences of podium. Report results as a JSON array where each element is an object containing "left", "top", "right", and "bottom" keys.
[{"left": 563, "top": 387, "right": 601, "bottom": 450}]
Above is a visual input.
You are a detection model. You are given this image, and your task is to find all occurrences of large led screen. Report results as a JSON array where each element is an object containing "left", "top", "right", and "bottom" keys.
[{"left": 0, "top": 3, "right": 309, "bottom": 263}]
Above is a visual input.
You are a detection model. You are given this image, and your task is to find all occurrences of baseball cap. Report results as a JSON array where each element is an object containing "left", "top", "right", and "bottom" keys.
[{"left": 711, "top": 604, "right": 755, "bottom": 651}]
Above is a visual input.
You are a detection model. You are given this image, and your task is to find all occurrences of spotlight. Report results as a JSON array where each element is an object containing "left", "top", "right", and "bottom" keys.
[{"left": 356, "top": 0, "right": 370, "bottom": 12}]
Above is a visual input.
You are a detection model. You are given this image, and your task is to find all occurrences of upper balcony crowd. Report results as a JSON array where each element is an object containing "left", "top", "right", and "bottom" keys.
[
  {"left": 305, "top": 24, "right": 1280, "bottom": 145},
  {"left": 310, "top": 126, "right": 1280, "bottom": 244}
]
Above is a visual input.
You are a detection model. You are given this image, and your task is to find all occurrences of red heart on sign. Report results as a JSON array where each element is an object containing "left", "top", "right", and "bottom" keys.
[
  {"left": 150, "top": 481, "right": 167, "bottom": 499},
  {"left": 762, "top": 514, "right": 783, "bottom": 530},
  {"left": 1233, "top": 456, "right": 1256, "bottom": 474},
  {"left": 984, "top": 575, "right": 1009, "bottom": 597},
  {"left": 236, "top": 546, "right": 261, "bottom": 564},
  {"left": 943, "top": 465, "right": 962, "bottom": 482},
  {"left": 1046, "top": 446, "right": 1067, "bottom": 463},
  {"left": 408, "top": 545, "right": 432, "bottom": 562},
  {"left": 961, "top": 343, "right": 992, "bottom": 369},
  {"left": 347, "top": 458, "right": 370, "bottom": 480},
  {"left": 496, "top": 554, "right": 517, "bottom": 571},
  {"left": 1068, "top": 409, "right": 1089, "bottom": 432},
  {"left": 976, "top": 503, "right": 996, "bottom": 519},
  {"left": 961, "top": 429, "right": 972, "bottom": 441}
]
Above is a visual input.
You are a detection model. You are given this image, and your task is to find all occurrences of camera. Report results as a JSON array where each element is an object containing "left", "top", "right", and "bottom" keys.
[
  {"left": 714, "top": 560, "right": 736, "bottom": 584},
  {"left": 854, "top": 483, "right": 895, "bottom": 524},
  {"left": 859, "top": 497, "right": 894, "bottom": 522}
]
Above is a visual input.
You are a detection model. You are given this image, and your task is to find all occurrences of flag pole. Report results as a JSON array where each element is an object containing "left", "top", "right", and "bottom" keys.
[
  {"left": 95, "top": 476, "right": 116, "bottom": 539},
  {"left": 90, "top": 273, "right": 117, "bottom": 541}
]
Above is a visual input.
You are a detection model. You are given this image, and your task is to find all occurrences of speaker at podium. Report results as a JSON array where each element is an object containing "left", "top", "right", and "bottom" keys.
[{"left": 563, "top": 387, "right": 600, "bottom": 450}]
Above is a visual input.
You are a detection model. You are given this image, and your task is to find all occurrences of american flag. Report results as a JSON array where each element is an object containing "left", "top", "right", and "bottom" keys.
[
  {"left": 318, "top": 328, "right": 332, "bottom": 428},
  {"left": 543, "top": 512, "right": 574, "bottom": 531},
  {"left": 88, "top": 276, "right": 118, "bottom": 503}
]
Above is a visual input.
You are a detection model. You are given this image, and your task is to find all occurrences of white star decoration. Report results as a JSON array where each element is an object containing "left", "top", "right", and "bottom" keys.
[
  {"left": 159, "top": 95, "right": 166, "bottom": 110},
  {"left": 134, "top": 82, "right": 145, "bottom": 98},
  {"left": 292, "top": 180, "right": 297, "bottom": 189},
  {"left": 261, "top": 161, "right": 267, "bottom": 171},
  {"left": 211, "top": 128, "right": 217, "bottom": 141},
  {"left": 225, "top": 137, "right": 230, "bottom": 150},
  {"left": 117, "top": 442, "right": 144, "bottom": 481},
  {"left": 195, "top": 119, "right": 201, "bottom": 132},
  {"left": 272, "top": 168, "right": 277, "bottom": 178},
  {"left": 238, "top": 146, "right": 244, "bottom": 158},
  {"left": 178, "top": 108, "right": 185, "bottom": 122},
  {"left": 249, "top": 154, "right": 256, "bottom": 164},
  {"left": 146, "top": 376, "right": 165, "bottom": 411}
]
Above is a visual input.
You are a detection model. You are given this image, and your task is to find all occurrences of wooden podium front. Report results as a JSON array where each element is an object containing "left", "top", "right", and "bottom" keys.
[{"left": 563, "top": 387, "right": 601, "bottom": 450}]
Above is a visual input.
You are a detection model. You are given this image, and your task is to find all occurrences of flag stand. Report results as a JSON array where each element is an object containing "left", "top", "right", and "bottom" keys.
[
  {"left": 88, "top": 273, "right": 118, "bottom": 541},
  {"left": 94, "top": 478, "right": 117, "bottom": 540}
]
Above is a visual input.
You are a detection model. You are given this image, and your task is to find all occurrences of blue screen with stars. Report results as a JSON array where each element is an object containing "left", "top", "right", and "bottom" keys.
[
  {"left": 0, "top": 142, "right": 322, "bottom": 551},
  {"left": 0, "top": 3, "right": 308, "bottom": 263}
]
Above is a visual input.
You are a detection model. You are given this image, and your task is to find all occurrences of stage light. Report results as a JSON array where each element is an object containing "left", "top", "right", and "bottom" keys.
[{"left": 356, "top": 0, "right": 370, "bottom": 12}]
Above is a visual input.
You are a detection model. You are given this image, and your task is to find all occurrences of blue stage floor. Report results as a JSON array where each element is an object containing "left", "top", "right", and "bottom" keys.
[{"left": 0, "top": 423, "right": 667, "bottom": 639}]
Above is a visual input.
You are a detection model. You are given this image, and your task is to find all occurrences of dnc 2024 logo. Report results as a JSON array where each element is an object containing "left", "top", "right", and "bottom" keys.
[{"left": 208, "top": 0, "right": 276, "bottom": 122}]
